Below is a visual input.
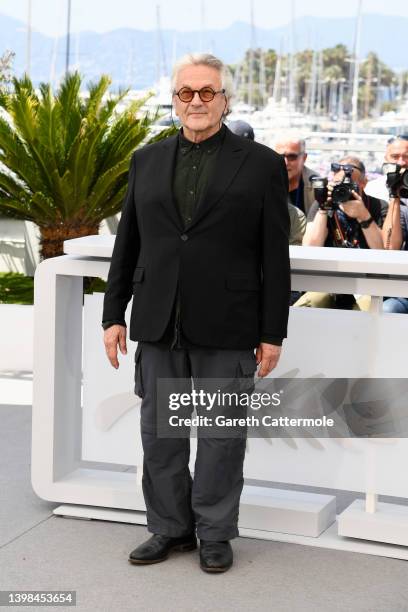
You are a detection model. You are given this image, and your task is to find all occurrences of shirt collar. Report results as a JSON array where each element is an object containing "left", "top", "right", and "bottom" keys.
[{"left": 178, "top": 124, "right": 226, "bottom": 156}]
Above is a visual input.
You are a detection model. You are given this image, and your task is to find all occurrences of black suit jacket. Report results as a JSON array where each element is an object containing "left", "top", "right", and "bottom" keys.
[{"left": 102, "top": 126, "right": 291, "bottom": 349}]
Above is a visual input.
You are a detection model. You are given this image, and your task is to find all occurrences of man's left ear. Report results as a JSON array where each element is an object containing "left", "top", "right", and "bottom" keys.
[{"left": 223, "top": 96, "right": 231, "bottom": 117}]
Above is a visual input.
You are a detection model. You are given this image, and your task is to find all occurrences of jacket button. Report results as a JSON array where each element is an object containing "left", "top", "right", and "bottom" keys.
[{"left": 180, "top": 234, "right": 189, "bottom": 241}]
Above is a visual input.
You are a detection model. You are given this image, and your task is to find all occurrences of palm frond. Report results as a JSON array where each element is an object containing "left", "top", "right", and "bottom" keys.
[
  {"left": 0, "top": 170, "right": 26, "bottom": 199},
  {"left": 82, "top": 157, "right": 130, "bottom": 221},
  {"left": 0, "top": 71, "right": 172, "bottom": 258},
  {"left": 146, "top": 125, "right": 178, "bottom": 145},
  {"left": 55, "top": 72, "right": 83, "bottom": 160},
  {"left": 85, "top": 75, "right": 112, "bottom": 119},
  {"left": 36, "top": 83, "right": 65, "bottom": 172},
  {"left": 0, "top": 117, "right": 43, "bottom": 192}
]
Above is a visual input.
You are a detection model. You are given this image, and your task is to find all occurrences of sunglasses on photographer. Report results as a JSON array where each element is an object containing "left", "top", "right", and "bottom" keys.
[
  {"left": 330, "top": 162, "right": 362, "bottom": 174},
  {"left": 280, "top": 152, "right": 303, "bottom": 161}
]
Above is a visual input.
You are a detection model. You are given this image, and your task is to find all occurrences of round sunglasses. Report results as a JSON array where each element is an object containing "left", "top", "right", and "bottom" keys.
[{"left": 173, "top": 86, "right": 226, "bottom": 103}]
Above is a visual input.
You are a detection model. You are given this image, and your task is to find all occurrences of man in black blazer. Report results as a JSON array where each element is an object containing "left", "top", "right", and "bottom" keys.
[{"left": 102, "top": 53, "right": 290, "bottom": 573}]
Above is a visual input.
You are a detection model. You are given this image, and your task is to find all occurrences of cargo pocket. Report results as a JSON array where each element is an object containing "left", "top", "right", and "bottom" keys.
[
  {"left": 238, "top": 357, "right": 257, "bottom": 376},
  {"left": 237, "top": 354, "right": 257, "bottom": 394},
  {"left": 134, "top": 343, "right": 145, "bottom": 399}
]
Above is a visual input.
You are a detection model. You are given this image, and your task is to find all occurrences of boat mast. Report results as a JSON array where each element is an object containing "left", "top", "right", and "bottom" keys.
[
  {"left": 316, "top": 50, "right": 323, "bottom": 115},
  {"left": 26, "top": 0, "right": 32, "bottom": 76},
  {"left": 49, "top": 34, "right": 58, "bottom": 86},
  {"left": 74, "top": 31, "right": 80, "bottom": 72},
  {"left": 233, "top": 60, "right": 242, "bottom": 100},
  {"left": 375, "top": 63, "right": 382, "bottom": 117},
  {"left": 65, "top": 0, "right": 72, "bottom": 75},
  {"left": 309, "top": 48, "right": 318, "bottom": 116},
  {"left": 259, "top": 49, "right": 267, "bottom": 107},
  {"left": 155, "top": 4, "right": 168, "bottom": 81},
  {"left": 171, "top": 32, "right": 178, "bottom": 68},
  {"left": 338, "top": 79, "right": 344, "bottom": 122},
  {"left": 199, "top": 0, "right": 205, "bottom": 52},
  {"left": 288, "top": 0, "right": 296, "bottom": 109},
  {"left": 272, "top": 43, "right": 282, "bottom": 104},
  {"left": 248, "top": 0, "right": 255, "bottom": 108},
  {"left": 350, "top": 0, "right": 363, "bottom": 133},
  {"left": 363, "top": 53, "right": 372, "bottom": 119}
]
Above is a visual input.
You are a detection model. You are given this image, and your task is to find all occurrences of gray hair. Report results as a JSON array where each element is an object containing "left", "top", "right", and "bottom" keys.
[
  {"left": 171, "top": 53, "right": 234, "bottom": 102},
  {"left": 387, "top": 134, "right": 408, "bottom": 145},
  {"left": 339, "top": 155, "right": 366, "bottom": 177},
  {"left": 273, "top": 133, "right": 307, "bottom": 153}
]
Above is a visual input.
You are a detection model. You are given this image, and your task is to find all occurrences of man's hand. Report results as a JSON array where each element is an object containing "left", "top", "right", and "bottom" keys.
[
  {"left": 327, "top": 182, "right": 367, "bottom": 218},
  {"left": 104, "top": 324, "right": 127, "bottom": 369},
  {"left": 255, "top": 342, "right": 282, "bottom": 377},
  {"left": 339, "top": 190, "right": 370, "bottom": 222}
]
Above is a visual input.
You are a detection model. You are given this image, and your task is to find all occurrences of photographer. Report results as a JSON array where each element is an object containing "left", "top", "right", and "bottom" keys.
[
  {"left": 373, "top": 136, "right": 408, "bottom": 313},
  {"left": 295, "top": 156, "right": 386, "bottom": 310},
  {"left": 274, "top": 135, "right": 316, "bottom": 215},
  {"left": 229, "top": 124, "right": 307, "bottom": 247},
  {"left": 365, "top": 135, "right": 408, "bottom": 206},
  {"left": 366, "top": 135, "right": 408, "bottom": 252}
]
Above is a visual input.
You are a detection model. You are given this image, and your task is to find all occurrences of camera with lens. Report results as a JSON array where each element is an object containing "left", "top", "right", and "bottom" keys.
[
  {"left": 331, "top": 181, "right": 359, "bottom": 206},
  {"left": 311, "top": 164, "right": 359, "bottom": 210},
  {"left": 382, "top": 163, "right": 408, "bottom": 198},
  {"left": 331, "top": 165, "right": 359, "bottom": 206}
]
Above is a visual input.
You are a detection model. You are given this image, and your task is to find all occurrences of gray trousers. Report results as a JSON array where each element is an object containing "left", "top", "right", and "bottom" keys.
[{"left": 134, "top": 342, "right": 257, "bottom": 541}]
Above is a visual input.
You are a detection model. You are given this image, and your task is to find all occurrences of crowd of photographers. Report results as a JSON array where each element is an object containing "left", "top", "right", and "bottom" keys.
[{"left": 228, "top": 121, "right": 408, "bottom": 314}]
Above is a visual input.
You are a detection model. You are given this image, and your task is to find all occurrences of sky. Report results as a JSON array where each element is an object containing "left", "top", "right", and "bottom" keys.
[{"left": 1, "top": 0, "right": 408, "bottom": 37}]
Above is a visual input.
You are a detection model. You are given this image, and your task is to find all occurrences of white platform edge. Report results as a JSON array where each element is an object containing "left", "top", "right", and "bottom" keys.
[
  {"left": 338, "top": 499, "right": 408, "bottom": 547},
  {"left": 239, "top": 487, "right": 336, "bottom": 537},
  {"left": 63, "top": 237, "right": 408, "bottom": 276},
  {"left": 53, "top": 505, "right": 147, "bottom": 525},
  {"left": 52, "top": 505, "right": 408, "bottom": 561}
]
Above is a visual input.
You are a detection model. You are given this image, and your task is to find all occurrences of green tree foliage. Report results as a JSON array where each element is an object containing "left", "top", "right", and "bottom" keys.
[
  {"left": 0, "top": 72, "right": 175, "bottom": 259},
  {"left": 0, "top": 272, "right": 33, "bottom": 304},
  {"left": 229, "top": 43, "right": 404, "bottom": 118}
]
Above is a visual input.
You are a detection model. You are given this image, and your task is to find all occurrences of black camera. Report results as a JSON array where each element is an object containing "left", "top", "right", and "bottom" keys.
[
  {"left": 311, "top": 164, "right": 359, "bottom": 209},
  {"left": 331, "top": 165, "right": 359, "bottom": 206},
  {"left": 310, "top": 176, "right": 329, "bottom": 207},
  {"left": 382, "top": 163, "right": 408, "bottom": 198}
]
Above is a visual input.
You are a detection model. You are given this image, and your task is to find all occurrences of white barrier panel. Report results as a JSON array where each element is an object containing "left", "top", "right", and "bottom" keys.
[
  {"left": 81, "top": 292, "right": 408, "bottom": 497},
  {"left": 31, "top": 239, "right": 408, "bottom": 555},
  {"left": 0, "top": 304, "right": 33, "bottom": 371}
]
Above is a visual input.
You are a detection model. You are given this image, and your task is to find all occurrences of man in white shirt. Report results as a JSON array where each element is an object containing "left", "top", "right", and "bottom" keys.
[
  {"left": 366, "top": 135, "right": 408, "bottom": 313},
  {"left": 365, "top": 135, "right": 408, "bottom": 206}
]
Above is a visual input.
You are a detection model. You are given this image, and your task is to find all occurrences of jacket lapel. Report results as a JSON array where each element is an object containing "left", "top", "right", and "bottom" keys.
[
  {"left": 158, "top": 134, "right": 183, "bottom": 230},
  {"left": 188, "top": 128, "right": 249, "bottom": 229}
]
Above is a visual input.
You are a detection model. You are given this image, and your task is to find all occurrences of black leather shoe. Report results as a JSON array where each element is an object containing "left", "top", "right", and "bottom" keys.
[
  {"left": 128, "top": 533, "right": 197, "bottom": 565},
  {"left": 199, "top": 540, "right": 233, "bottom": 573}
]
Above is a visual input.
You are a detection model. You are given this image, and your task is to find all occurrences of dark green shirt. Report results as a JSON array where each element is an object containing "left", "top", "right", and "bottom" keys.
[{"left": 173, "top": 124, "right": 225, "bottom": 227}]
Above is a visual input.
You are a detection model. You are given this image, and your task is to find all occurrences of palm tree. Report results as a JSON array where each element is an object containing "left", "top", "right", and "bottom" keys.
[{"left": 0, "top": 72, "right": 175, "bottom": 259}]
